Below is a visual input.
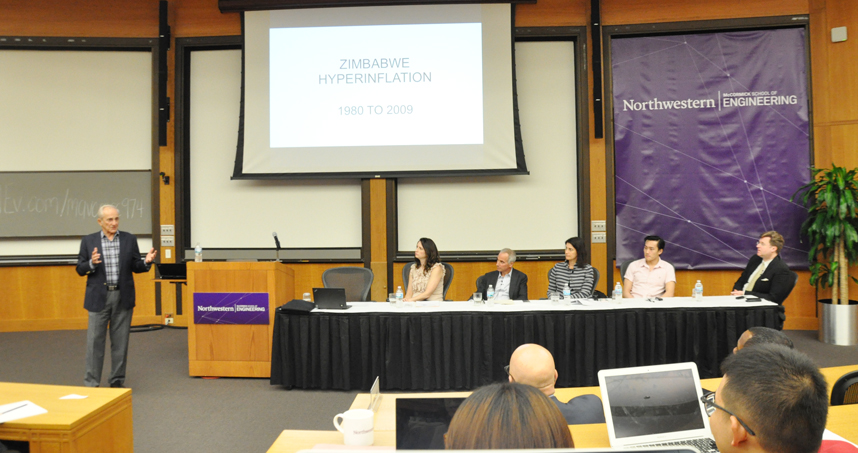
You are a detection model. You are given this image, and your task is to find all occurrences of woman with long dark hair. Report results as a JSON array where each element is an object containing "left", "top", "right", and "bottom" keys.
[
  {"left": 547, "top": 237, "right": 595, "bottom": 298},
  {"left": 445, "top": 382, "right": 574, "bottom": 449},
  {"left": 404, "top": 237, "right": 445, "bottom": 302}
]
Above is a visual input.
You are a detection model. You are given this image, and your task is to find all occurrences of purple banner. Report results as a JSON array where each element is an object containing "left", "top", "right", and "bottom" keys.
[
  {"left": 612, "top": 28, "right": 810, "bottom": 270},
  {"left": 193, "top": 293, "right": 269, "bottom": 325}
]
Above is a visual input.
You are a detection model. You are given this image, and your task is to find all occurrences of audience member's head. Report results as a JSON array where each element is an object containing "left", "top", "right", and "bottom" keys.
[
  {"left": 445, "top": 382, "right": 574, "bottom": 449},
  {"left": 565, "top": 237, "right": 589, "bottom": 267},
  {"left": 734, "top": 326, "right": 794, "bottom": 353},
  {"left": 507, "top": 343, "right": 558, "bottom": 396},
  {"left": 710, "top": 345, "right": 827, "bottom": 453}
]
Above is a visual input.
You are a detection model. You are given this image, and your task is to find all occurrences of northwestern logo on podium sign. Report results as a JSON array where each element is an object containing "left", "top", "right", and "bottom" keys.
[{"left": 193, "top": 293, "right": 269, "bottom": 325}]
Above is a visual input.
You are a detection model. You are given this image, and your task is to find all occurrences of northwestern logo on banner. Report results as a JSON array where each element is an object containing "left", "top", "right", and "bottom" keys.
[
  {"left": 621, "top": 92, "right": 798, "bottom": 112},
  {"left": 194, "top": 293, "right": 269, "bottom": 325}
]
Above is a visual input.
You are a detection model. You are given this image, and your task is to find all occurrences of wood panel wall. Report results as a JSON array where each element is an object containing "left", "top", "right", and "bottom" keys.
[{"left": 2, "top": 0, "right": 857, "bottom": 332}]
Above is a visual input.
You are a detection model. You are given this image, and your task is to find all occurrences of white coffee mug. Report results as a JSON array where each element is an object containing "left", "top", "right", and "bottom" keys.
[{"left": 333, "top": 408, "right": 374, "bottom": 446}]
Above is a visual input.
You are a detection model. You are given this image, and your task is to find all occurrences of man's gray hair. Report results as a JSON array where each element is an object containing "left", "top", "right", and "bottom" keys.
[
  {"left": 500, "top": 248, "right": 516, "bottom": 264},
  {"left": 97, "top": 204, "right": 119, "bottom": 220}
]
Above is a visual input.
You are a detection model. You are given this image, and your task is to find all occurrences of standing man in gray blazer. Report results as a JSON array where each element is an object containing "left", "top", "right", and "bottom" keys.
[{"left": 76, "top": 204, "right": 157, "bottom": 388}]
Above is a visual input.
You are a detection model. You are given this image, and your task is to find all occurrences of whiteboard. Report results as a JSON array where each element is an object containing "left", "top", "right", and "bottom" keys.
[
  {"left": 188, "top": 49, "right": 362, "bottom": 249},
  {"left": 397, "top": 41, "right": 579, "bottom": 252},
  {"left": 0, "top": 49, "right": 153, "bottom": 256}
]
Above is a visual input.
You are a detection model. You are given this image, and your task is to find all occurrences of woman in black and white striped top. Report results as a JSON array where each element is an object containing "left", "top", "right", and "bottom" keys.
[{"left": 547, "top": 237, "right": 595, "bottom": 299}]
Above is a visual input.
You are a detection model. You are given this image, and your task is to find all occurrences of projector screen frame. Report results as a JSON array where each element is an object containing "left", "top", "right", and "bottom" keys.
[
  {"left": 219, "top": 0, "right": 536, "bottom": 14},
  {"left": 233, "top": 5, "right": 531, "bottom": 180}
]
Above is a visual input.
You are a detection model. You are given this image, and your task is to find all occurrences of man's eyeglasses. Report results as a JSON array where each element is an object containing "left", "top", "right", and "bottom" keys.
[
  {"left": 503, "top": 365, "right": 513, "bottom": 381},
  {"left": 700, "top": 395, "right": 756, "bottom": 436}
]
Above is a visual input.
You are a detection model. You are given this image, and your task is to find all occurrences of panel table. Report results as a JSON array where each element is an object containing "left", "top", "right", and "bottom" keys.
[{"left": 271, "top": 297, "right": 781, "bottom": 390}]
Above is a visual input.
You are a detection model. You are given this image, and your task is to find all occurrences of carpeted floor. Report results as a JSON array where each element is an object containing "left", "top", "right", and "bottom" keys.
[{"left": 1, "top": 328, "right": 856, "bottom": 452}]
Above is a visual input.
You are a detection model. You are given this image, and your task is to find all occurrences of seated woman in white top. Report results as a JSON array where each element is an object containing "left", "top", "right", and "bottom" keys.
[
  {"left": 405, "top": 237, "right": 446, "bottom": 302},
  {"left": 547, "top": 237, "right": 595, "bottom": 299}
]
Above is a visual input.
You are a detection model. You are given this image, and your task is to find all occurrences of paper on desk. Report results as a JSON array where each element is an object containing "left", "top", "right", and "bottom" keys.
[
  {"left": 0, "top": 400, "right": 47, "bottom": 423},
  {"left": 59, "top": 394, "right": 89, "bottom": 400}
]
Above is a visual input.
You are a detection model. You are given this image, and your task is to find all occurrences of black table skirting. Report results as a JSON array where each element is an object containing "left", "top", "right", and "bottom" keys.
[{"left": 270, "top": 305, "right": 781, "bottom": 391}]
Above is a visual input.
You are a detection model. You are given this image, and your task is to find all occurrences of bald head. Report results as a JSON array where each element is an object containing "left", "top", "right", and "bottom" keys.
[{"left": 508, "top": 344, "right": 558, "bottom": 396}]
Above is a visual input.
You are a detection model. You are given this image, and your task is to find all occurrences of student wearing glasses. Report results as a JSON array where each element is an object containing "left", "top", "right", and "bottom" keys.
[{"left": 703, "top": 344, "right": 829, "bottom": 453}]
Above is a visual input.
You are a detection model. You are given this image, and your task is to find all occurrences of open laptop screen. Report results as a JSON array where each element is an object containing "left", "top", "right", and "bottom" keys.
[
  {"left": 395, "top": 397, "right": 465, "bottom": 449},
  {"left": 603, "top": 369, "right": 706, "bottom": 439}
]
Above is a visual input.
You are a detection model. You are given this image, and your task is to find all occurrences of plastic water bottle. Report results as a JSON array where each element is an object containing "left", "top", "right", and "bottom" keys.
[
  {"left": 487, "top": 284, "right": 495, "bottom": 300},
  {"left": 194, "top": 243, "right": 202, "bottom": 262},
  {"left": 694, "top": 280, "right": 703, "bottom": 300},
  {"left": 563, "top": 282, "right": 571, "bottom": 300},
  {"left": 613, "top": 282, "right": 622, "bottom": 300},
  {"left": 396, "top": 286, "right": 404, "bottom": 304}
]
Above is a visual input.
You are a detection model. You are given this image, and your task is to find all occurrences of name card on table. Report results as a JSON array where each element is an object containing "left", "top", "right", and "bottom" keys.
[{"left": 193, "top": 293, "right": 269, "bottom": 324}]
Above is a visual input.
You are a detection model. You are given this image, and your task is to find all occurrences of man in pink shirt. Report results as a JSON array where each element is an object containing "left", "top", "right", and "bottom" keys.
[{"left": 622, "top": 235, "right": 676, "bottom": 298}]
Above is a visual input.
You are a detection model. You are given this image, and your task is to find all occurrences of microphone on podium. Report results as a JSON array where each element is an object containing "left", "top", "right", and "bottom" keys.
[{"left": 273, "top": 232, "right": 281, "bottom": 262}]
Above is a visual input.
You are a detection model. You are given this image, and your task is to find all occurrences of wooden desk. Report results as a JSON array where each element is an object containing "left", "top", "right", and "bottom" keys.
[
  {"left": 268, "top": 364, "right": 858, "bottom": 452},
  {"left": 0, "top": 382, "right": 133, "bottom": 452}
]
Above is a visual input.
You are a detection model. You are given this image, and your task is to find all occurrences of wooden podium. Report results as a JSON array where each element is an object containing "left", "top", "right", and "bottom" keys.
[{"left": 186, "top": 261, "right": 294, "bottom": 378}]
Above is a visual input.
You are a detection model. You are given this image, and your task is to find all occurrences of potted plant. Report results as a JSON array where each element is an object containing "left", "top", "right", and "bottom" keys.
[{"left": 793, "top": 165, "right": 858, "bottom": 345}]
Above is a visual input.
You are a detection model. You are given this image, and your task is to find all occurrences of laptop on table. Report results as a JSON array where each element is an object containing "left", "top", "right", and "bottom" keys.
[
  {"left": 155, "top": 262, "right": 187, "bottom": 280},
  {"left": 598, "top": 362, "right": 718, "bottom": 453},
  {"left": 313, "top": 287, "right": 351, "bottom": 309}
]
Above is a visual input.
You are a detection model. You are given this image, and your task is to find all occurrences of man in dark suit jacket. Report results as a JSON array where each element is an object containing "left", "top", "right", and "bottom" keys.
[
  {"left": 475, "top": 248, "right": 529, "bottom": 300},
  {"left": 507, "top": 344, "right": 606, "bottom": 425},
  {"left": 76, "top": 205, "right": 157, "bottom": 388},
  {"left": 732, "top": 231, "right": 793, "bottom": 305}
]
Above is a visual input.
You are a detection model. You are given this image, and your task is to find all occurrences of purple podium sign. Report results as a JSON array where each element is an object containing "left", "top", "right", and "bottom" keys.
[{"left": 193, "top": 293, "right": 269, "bottom": 325}]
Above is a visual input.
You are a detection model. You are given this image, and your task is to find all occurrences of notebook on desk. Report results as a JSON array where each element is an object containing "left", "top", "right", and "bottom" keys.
[{"left": 598, "top": 362, "right": 718, "bottom": 453}]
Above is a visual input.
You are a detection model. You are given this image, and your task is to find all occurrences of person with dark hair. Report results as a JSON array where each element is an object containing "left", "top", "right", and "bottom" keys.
[
  {"left": 705, "top": 345, "right": 828, "bottom": 453},
  {"left": 404, "top": 237, "right": 445, "bottom": 302},
  {"left": 731, "top": 231, "right": 793, "bottom": 304},
  {"left": 445, "top": 382, "right": 574, "bottom": 449},
  {"left": 546, "top": 237, "right": 596, "bottom": 299},
  {"left": 475, "top": 248, "right": 528, "bottom": 301},
  {"left": 623, "top": 235, "right": 675, "bottom": 298},
  {"left": 733, "top": 326, "right": 794, "bottom": 354},
  {"left": 507, "top": 343, "right": 605, "bottom": 425}
]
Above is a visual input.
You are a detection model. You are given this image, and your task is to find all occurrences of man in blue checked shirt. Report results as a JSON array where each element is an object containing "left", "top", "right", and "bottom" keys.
[{"left": 76, "top": 204, "right": 157, "bottom": 388}]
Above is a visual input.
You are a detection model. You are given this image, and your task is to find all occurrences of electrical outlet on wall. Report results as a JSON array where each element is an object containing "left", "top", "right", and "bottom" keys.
[{"left": 592, "top": 232, "right": 607, "bottom": 243}]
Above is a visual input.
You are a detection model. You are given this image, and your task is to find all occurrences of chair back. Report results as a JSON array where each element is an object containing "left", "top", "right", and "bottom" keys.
[
  {"left": 322, "top": 267, "right": 374, "bottom": 302},
  {"left": 619, "top": 260, "right": 634, "bottom": 283},
  {"left": 591, "top": 266, "right": 601, "bottom": 295},
  {"left": 831, "top": 370, "right": 858, "bottom": 406},
  {"left": 442, "top": 263, "right": 454, "bottom": 300},
  {"left": 401, "top": 262, "right": 414, "bottom": 293},
  {"left": 475, "top": 275, "right": 486, "bottom": 294},
  {"left": 783, "top": 271, "right": 799, "bottom": 300}
]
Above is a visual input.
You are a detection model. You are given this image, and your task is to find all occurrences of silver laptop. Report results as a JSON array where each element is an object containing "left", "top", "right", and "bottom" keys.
[{"left": 598, "top": 362, "right": 717, "bottom": 453}]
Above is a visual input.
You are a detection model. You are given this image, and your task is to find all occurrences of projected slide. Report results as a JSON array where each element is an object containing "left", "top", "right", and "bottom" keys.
[{"left": 269, "top": 23, "right": 484, "bottom": 148}]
